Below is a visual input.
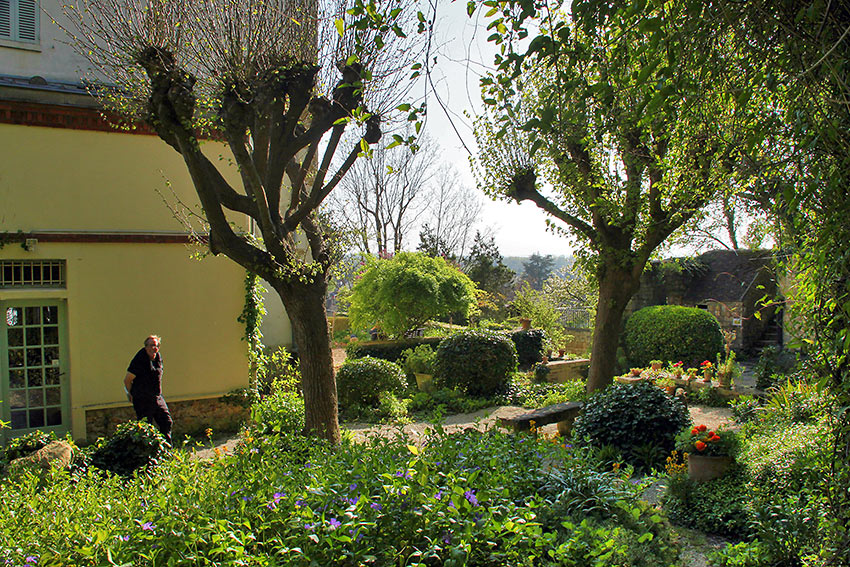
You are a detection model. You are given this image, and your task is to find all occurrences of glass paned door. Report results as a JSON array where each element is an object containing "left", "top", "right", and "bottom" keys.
[{"left": 1, "top": 300, "right": 68, "bottom": 442}]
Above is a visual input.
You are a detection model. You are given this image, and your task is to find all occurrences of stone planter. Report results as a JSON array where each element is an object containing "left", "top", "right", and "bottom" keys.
[
  {"left": 414, "top": 373, "right": 434, "bottom": 393},
  {"left": 688, "top": 454, "right": 733, "bottom": 481}
]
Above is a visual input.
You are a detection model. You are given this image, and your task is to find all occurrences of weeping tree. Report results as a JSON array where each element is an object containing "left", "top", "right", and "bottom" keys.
[
  {"left": 61, "top": 0, "right": 427, "bottom": 442},
  {"left": 472, "top": 0, "right": 753, "bottom": 392}
]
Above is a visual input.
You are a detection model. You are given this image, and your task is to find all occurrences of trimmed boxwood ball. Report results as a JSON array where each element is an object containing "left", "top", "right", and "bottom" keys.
[
  {"left": 434, "top": 329, "right": 518, "bottom": 397},
  {"left": 336, "top": 356, "right": 407, "bottom": 408},
  {"left": 573, "top": 381, "right": 691, "bottom": 468},
  {"left": 511, "top": 328, "right": 547, "bottom": 367},
  {"left": 624, "top": 305, "right": 723, "bottom": 368},
  {"left": 90, "top": 420, "right": 170, "bottom": 477}
]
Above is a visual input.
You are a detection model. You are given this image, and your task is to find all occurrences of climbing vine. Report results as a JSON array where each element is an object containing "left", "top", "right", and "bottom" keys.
[{"left": 237, "top": 271, "right": 267, "bottom": 391}]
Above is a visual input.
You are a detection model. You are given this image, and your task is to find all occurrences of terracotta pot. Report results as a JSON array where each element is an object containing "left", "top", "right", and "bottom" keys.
[
  {"left": 414, "top": 373, "right": 434, "bottom": 393},
  {"left": 665, "top": 385, "right": 676, "bottom": 395},
  {"left": 558, "top": 349, "right": 566, "bottom": 358},
  {"left": 519, "top": 318, "right": 531, "bottom": 330},
  {"left": 688, "top": 454, "right": 733, "bottom": 481},
  {"left": 717, "top": 372, "right": 732, "bottom": 388},
  {"left": 702, "top": 370, "right": 713, "bottom": 382},
  {"left": 651, "top": 362, "right": 663, "bottom": 371}
]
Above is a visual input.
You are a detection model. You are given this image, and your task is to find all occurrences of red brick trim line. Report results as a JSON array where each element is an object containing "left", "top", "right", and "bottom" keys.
[
  {"left": 1, "top": 231, "right": 208, "bottom": 244},
  {"left": 0, "top": 100, "right": 156, "bottom": 135}
]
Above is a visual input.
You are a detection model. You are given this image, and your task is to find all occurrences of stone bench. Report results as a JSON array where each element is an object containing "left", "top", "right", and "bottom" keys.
[{"left": 498, "top": 401, "right": 584, "bottom": 435}]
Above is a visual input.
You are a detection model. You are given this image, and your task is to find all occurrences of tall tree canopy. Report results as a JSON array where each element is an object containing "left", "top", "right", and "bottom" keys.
[
  {"left": 472, "top": 0, "right": 752, "bottom": 391},
  {"left": 63, "top": 0, "right": 428, "bottom": 442}
]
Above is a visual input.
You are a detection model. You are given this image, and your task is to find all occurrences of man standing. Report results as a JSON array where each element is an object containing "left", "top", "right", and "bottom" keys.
[{"left": 124, "top": 335, "right": 173, "bottom": 444}]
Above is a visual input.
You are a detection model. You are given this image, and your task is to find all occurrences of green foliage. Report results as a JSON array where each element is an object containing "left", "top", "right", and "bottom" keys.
[
  {"left": 521, "top": 253, "right": 555, "bottom": 290},
  {"left": 463, "top": 232, "right": 516, "bottom": 318},
  {"left": 249, "top": 378, "right": 305, "bottom": 435},
  {"left": 434, "top": 330, "right": 518, "bottom": 397},
  {"left": 346, "top": 337, "right": 442, "bottom": 362},
  {"left": 573, "top": 381, "right": 691, "bottom": 470},
  {"left": 347, "top": 252, "right": 478, "bottom": 338},
  {"left": 753, "top": 345, "right": 798, "bottom": 390},
  {"left": 691, "top": 385, "right": 732, "bottom": 408},
  {"left": 511, "top": 328, "right": 547, "bottom": 367},
  {"left": 0, "top": 422, "right": 682, "bottom": 566},
  {"left": 625, "top": 305, "right": 724, "bottom": 369},
  {"left": 336, "top": 356, "right": 406, "bottom": 408},
  {"left": 400, "top": 344, "right": 436, "bottom": 375},
  {"left": 90, "top": 421, "right": 170, "bottom": 477},
  {"left": 730, "top": 394, "right": 762, "bottom": 424},
  {"left": 2, "top": 430, "right": 57, "bottom": 464},
  {"left": 663, "top": 468, "right": 752, "bottom": 538},
  {"left": 511, "top": 282, "right": 567, "bottom": 351},
  {"left": 709, "top": 540, "right": 766, "bottom": 567},
  {"left": 498, "top": 376, "right": 587, "bottom": 408},
  {"left": 406, "top": 388, "right": 495, "bottom": 416},
  {"left": 533, "top": 362, "right": 551, "bottom": 383}
]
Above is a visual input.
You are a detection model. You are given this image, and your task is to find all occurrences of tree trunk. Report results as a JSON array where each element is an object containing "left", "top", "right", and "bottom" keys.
[
  {"left": 273, "top": 279, "right": 341, "bottom": 444},
  {"left": 586, "top": 265, "right": 642, "bottom": 393}
]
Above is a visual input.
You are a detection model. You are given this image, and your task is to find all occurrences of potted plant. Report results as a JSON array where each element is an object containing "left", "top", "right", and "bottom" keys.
[
  {"left": 650, "top": 359, "right": 664, "bottom": 371},
  {"left": 675, "top": 424, "right": 738, "bottom": 481},
  {"left": 630, "top": 367, "right": 643, "bottom": 377},
  {"left": 519, "top": 317, "right": 531, "bottom": 330},
  {"left": 656, "top": 377, "right": 676, "bottom": 395},
  {"left": 401, "top": 345, "right": 436, "bottom": 392},
  {"left": 686, "top": 367, "right": 698, "bottom": 380},
  {"left": 669, "top": 360, "right": 684, "bottom": 378},
  {"left": 700, "top": 360, "right": 714, "bottom": 382},
  {"left": 716, "top": 351, "right": 738, "bottom": 388}
]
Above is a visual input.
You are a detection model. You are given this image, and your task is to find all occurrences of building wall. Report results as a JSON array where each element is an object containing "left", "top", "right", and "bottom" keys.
[{"left": 1, "top": 241, "right": 250, "bottom": 441}]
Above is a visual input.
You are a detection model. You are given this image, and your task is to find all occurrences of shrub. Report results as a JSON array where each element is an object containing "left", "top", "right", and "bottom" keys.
[
  {"left": 336, "top": 356, "right": 407, "bottom": 408},
  {"left": 2, "top": 430, "right": 57, "bottom": 464},
  {"left": 624, "top": 305, "right": 723, "bottom": 368},
  {"left": 730, "top": 394, "right": 762, "bottom": 424},
  {"left": 90, "top": 420, "right": 170, "bottom": 477},
  {"left": 510, "top": 328, "right": 547, "bottom": 367},
  {"left": 753, "top": 345, "right": 797, "bottom": 389},
  {"left": 250, "top": 378, "right": 305, "bottom": 435},
  {"left": 691, "top": 385, "right": 731, "bottom": 407},
  {"left": 573, "top": 381, "right": 691, "bottom": 469},
  {"left": 400, "top": 344, "right": 436, "bottom": 375},
  {"left": 346, "top": 337, "right": 442, "bottom": 362},
  {"left": 347, "top": 252, "right": 478, "bottom": 338},
  {"left": 662, "top": 468, "right": 751, "bottom": 538},
  {"left": 434, "top": 329, "right": 518, "bottom": 397}
]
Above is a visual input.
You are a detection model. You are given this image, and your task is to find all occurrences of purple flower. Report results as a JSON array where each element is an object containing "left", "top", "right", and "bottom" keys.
[
  {"left": 241, "top": 496, "right": 252, "bottom": 502},
  {"left": 434, "top": 490, "right": 443, "bottom": 500},
  {"left": 464, "top": 490, "right": 479, "bottom": 507},
  {"left": 117, "top": 535, "right": 130, "bottom": 542},
  {"left": 344, "top": 496, "right": 359, "bottom": 506},
  {"left": 370, "top": 502, "right": 382, "bottom": 510},
  {"left": 348, "top": 483, "right": 358, "bottom": 491},
  {"left": 25, "top": 557, "right": 38, "bottom": 565},
  {"left": 304, "top": 522, "right": 316, "bottom": 531},
  {"left": 295, "top": 499, "right": 305, "bottom": 508},
  {"left": 442, "top": 533, "right": 452, "bottom": 545},
  {"left": 141, "top": 522, "right": 155, "bottom": 531},
  {"left": 328, "top": 518, "right": 341, "bottom": 530}
]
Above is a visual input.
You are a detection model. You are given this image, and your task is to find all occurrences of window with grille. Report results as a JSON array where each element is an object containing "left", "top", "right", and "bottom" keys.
[
  {"left": 0, "top": 0, "right": 39, "bottom": 44},
  {"left": 0, "top": 260, "right": 65, "bottom": 288}
]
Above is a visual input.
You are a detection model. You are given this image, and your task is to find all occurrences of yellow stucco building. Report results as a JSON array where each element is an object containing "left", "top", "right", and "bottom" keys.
[{"left": 1, "top": 0, "right": 292, "bottom": 443}]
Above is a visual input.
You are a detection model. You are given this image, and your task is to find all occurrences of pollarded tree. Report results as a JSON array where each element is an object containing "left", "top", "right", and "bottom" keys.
[
  {"left": 472, "top": 1, "right": 753, "bottom": 391},
  {"left": 62, "top": 0, "right": 428, "bottom": 442},
  {"left": 347, "top": 252, "right": 477, "bottom": 338}
]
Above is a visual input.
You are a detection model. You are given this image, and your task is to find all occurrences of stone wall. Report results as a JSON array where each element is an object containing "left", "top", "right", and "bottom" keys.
[
  {"left": 564, "top": 329, "right": 592, "bottom": 356},
  {"left": 85, "top": 396, "right": 249, "bottom": 442}
]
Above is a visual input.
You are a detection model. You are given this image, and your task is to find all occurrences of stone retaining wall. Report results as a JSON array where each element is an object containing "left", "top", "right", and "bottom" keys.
[{"left": 85, "top": 396, "right": 249, "bottom": 442}]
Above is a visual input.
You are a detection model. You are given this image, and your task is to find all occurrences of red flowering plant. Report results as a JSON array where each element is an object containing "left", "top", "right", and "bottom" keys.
[
  {"left": 700, "top": 360, "right": 713, "bottom": 370},
  {"left": 674, "top": 424, "right": 738, "bottom": 457}
]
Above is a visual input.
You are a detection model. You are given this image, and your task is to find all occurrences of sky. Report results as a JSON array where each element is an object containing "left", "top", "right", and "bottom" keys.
[{"left": 421, "top": 2, "right": 574, "bottom": 258}]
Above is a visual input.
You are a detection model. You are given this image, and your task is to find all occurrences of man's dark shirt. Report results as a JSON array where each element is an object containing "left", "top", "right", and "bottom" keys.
[{"left": 127, "top": 348, "right": 163, "bottom": 398}]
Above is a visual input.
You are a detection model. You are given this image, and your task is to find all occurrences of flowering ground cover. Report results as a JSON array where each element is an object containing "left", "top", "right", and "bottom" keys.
[{"left": 1, "top": 426, "right": 678, "bottom": 566}]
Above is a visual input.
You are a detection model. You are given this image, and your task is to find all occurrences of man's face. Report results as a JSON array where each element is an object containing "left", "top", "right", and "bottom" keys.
[{"left": 144, "top": 339, "right": 160, "bottom": 360}]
